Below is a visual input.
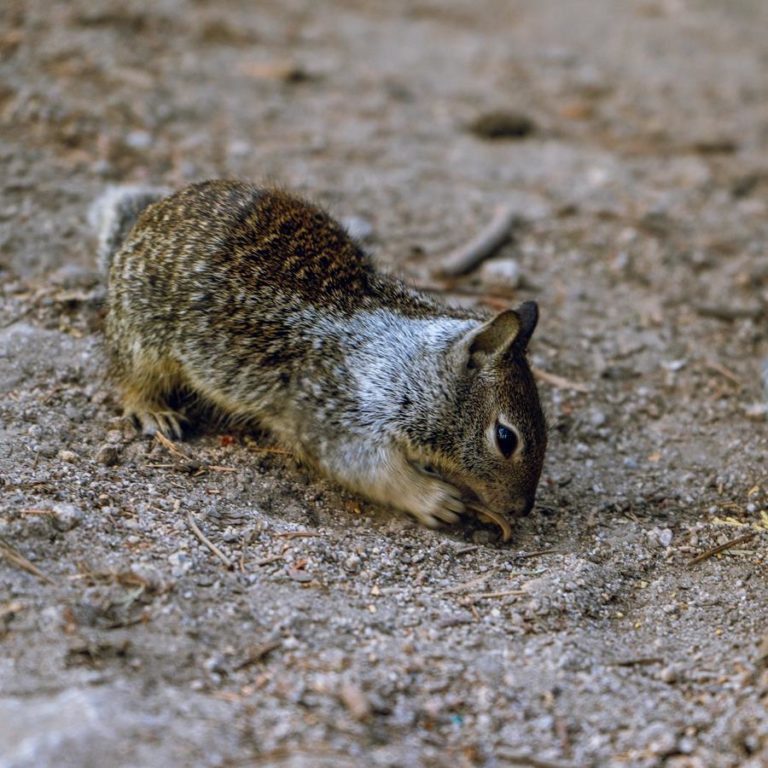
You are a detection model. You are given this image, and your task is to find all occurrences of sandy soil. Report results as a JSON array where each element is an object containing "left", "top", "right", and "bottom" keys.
[{"left": 1, "top": 1, "right": 767, "bottom": 766}]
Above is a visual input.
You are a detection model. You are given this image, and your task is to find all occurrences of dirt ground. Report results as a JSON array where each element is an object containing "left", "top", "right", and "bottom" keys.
[{"left": 1, "top": 1, "right": 768, "bottom": 766}]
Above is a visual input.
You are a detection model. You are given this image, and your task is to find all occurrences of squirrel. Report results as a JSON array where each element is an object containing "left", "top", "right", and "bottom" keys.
[{"left": 92, "top": 180, "right": 547, "bottom": 539}]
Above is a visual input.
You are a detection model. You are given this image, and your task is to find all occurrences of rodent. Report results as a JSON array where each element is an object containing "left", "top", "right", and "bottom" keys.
[{"left": 92, "top": 180, "right": 547, "bottom": 539}]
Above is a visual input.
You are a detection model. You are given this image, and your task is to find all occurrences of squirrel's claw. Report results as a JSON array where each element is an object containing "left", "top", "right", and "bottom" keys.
[
  {"left": 128, "top": 408, "right": 186, "bottom": 440},
  {"left": 408, "top": 477, "right": 465, "bottom": 528}
]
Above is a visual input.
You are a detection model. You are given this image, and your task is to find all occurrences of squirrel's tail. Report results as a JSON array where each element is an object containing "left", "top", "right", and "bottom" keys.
[{"left": 89, "top": 185, "right": 169, "bottom": 274}]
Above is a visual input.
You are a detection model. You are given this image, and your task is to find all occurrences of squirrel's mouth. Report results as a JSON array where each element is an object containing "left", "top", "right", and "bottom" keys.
[
  {"left": 465, "top": 500, "right": 513, "bottom": 542},
  {"left": 451, "top": 479, "right": 514, "bottom": 543}
]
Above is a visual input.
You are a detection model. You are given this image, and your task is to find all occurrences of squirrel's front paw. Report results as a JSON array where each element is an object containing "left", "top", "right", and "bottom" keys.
[
  {"left": 403, "top": 475, "right": 466, "bottom": 529},
  {"left": 126, "top": 407, "right": 186, "bottom": 440}
]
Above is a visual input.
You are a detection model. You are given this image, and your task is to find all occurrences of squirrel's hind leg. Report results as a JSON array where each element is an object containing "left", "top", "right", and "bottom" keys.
[{"left": 113, "top": 355, "right": 188, "bottom": 439}]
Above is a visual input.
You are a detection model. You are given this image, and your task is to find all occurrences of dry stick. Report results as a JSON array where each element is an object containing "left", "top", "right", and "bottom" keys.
[
  {"left": 495, "top": 750, "right": 576, "bottom": 768},
  {"left": 441, "top": 571, "right": 498, "bottom": 595},
  {"left": 255, "top": 554, "right": 285, "bottom": 567},
  {"left": 705, "top": 360, "right": 741, "bottom": 386},
  {"left": 436, "top": 204, "right": 519, "bottom": 277},
  {"left": 466, "top": 588, "right": 527, "bottom": 600},
  {"left": 688, "top": 531, "right": 758, "bottom": 566},
  {"left": 233, "top": 640, "right": 282, "bottom": 671},
  {"left": 184, "top": 508, "right": 234, "bottom": 570},
  {"left": 0, "top": 536, "right": 54, "bottom": 584},
  {"left": 532, "top": 366, "right": 590, "bottom": 394}
]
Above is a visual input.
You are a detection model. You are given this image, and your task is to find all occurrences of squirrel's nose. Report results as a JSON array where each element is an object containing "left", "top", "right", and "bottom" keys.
[{"left": 511, "top": 496, "right": 535, "bottom": 517}]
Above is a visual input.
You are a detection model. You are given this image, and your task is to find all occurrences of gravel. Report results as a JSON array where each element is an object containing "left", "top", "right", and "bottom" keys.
[{"left": 1, "top": 0, "right": 767, "bottom": 766}]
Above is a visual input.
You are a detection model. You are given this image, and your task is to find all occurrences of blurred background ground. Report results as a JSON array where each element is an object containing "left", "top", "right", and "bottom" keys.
[{"left": 1, "top": 1, "right": 767, "bottom": 766}]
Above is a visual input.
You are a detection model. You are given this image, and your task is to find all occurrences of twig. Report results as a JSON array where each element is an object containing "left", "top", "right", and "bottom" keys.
[
  {"left": 185, "top": 507, "right": 234, "bottom": 570},
  {"left": 436, "top": 204, "right": 518, "bottom": 277},
  {"left": 441, "top": 571, "right": 498, "bottom": 595},
  {"left": 688, "top": 531, "right": 758, "bottom": 566},
  {"left": 695, "top": 303, "right": 763, "bottom": 321},
  {"left": 532, "top": 366, "right": 590, "bottom": 393},
  {"left": 255, "top": 553, "right": 285, "bottom": 567},
  {"left": 0, "top": 536, "right": 54, "bottom": 584},
  {"left": 465, "top": 588, "right": 527, "bottom": 600},
  {"left": 412, "top": 279, "right": 521, "bottom": 302},
  {"left": 233, "top": 640, "right": 281, "bottom": 670},
  {"left": 275, "top": 531, "right": 322, "bottom": 539},
  {"left": 495, "top": 750, "right": 576, "bottom": 768},
  {"left": 704, "top": 360, "right": 741, "bottom": 387}
]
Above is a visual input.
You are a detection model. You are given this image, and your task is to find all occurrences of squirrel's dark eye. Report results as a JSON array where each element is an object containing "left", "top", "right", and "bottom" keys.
[{"left": 495, "top": 422, "right": 518, "bottom": 458}]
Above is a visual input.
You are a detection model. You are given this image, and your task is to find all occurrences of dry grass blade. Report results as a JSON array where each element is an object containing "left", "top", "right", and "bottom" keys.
[
  {"left": 465, "top": 588, "right": 526, "bottom": 600},
  {"left": 154, "top": 431, "right": 189, "bottom": 459},
  {"left": 495, "top": 750, "right": 577, "bottom": 768},
  {"left": 233, "top": 640, "right": 281, "bottom": 670},
  {"left": 532, "top": 366, "right": 590, "bottom": 393},
  {"left": 0, "top": 535, "right": 53, "bottom": 584},
  {"left": 441, "top": 571, "right": 498, "bottom": 595},
  {"left": 705, "top": 360, "right": 741, "bottom": 386},
  {"left": 184, "top": 507, "right": 234, "bottom": 570},
  {"left": 688, "top": 531, "right": 758, "bottom": 566}
]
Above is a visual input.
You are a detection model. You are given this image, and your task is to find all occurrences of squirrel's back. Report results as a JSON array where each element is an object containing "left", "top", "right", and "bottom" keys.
[{"left": 100, "top": 180, "right": 449, "bottom": 319}]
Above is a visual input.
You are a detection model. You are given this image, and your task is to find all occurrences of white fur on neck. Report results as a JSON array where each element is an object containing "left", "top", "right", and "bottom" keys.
[{"left": 345, "top": 309, "right": 476, "bottom": 427}]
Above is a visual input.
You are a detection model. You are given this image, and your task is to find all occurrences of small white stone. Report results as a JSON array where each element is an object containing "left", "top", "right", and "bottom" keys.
[
  {"left": 478, "top": 257, "right": 520, "bottom": 288},
  {"left": 51, "top": 502, "right": 83, "bottom": 532},
  {"left": 342, "top": 216, "right": 374, "bottom": 242}
]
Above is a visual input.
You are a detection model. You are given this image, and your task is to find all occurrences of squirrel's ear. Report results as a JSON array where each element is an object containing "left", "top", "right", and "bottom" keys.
[
  {"left": 512, "top": 301, "right": 539, "bottom": 352},
  {"left": 459, "top": 302, "right": 539, "bottom": 369}
]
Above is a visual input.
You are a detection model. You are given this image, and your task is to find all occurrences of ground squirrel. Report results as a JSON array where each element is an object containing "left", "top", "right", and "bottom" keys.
[{"left": 93, "top": 180, "right": 547, "bottom": 538}]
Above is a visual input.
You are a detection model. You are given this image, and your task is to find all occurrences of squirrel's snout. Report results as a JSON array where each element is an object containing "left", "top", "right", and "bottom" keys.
[{"left": 508, "top": 494, "right": 535, "bottom": 517}]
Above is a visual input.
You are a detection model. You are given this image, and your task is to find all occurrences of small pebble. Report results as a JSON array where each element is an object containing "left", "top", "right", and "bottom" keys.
[
  {"left": 51, "top": 502, "right": 84, "bottom": 532},
  {"left": 342, "top": 216, "right": 374, "bottom": 242},
  {"left": 125, "top": 130, "right": 152, "bottom": 150},
  {"left": 659, "top": 665, "right": 679, "bottom": 684},
  {"left": 96, "top": 444, "right": 121, "bottom": 466},
  {"left": 288, "top": 568, "right": 313, "bottom": 583},
  {"left": 339, "top": 681, "right": 371, "bottom": 721},
  {"left": 58, "top": 449, "right": 79, "bottom": 463},
  {"left": 744, "top": 403, "right": 768, "bottom": 421},
  {"left": 478, "top": 258, "right": 520, "bottom": 289}
]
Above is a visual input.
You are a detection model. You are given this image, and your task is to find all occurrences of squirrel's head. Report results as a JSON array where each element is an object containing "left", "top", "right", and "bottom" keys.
[{"left": 422, "top": 302, "right": 547, "bottom": 533}]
